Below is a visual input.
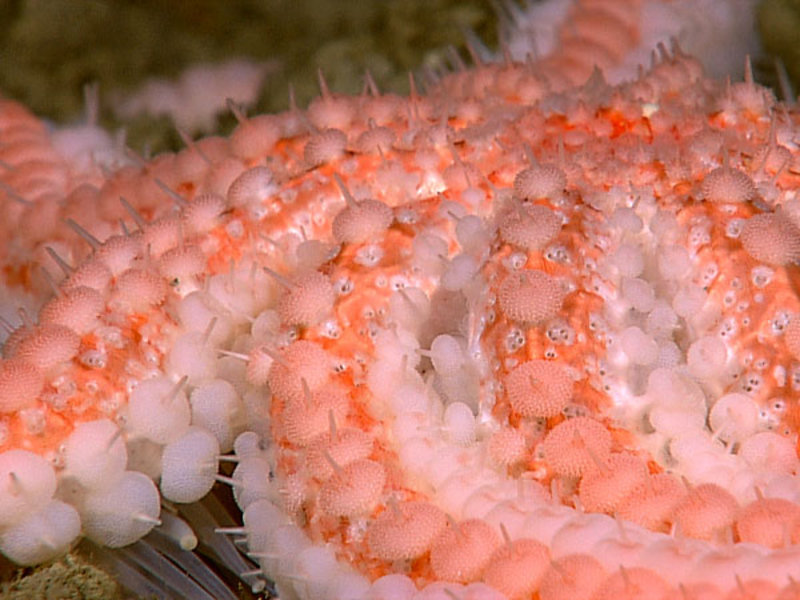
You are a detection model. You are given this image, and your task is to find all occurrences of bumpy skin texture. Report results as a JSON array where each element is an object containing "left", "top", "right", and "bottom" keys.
[{"left": 2, "top": 6, "right": 800, "bottom": 600}]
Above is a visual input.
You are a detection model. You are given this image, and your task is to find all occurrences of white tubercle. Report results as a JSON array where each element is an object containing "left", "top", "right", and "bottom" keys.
[
  {"left": 0, "top": 499, "right": 81, "bottom": 565},
  {"left": 189, "top": 378, "right": 244, "bottom": 453},
  {"left": 62, "top": 418, "right": 127, "bottom": 490},
  {"left": 126, "top": 375, "right": 191, "bottom": 445},
  {"left": 231, "top": 454, "right": 275, "bottom": 512},
  {"left": 0, "top": 450, "right": 57, "bottom": 528},
  {"left": 160, "top": 426, "right": 220, "bottom": 503},
  {"left": 80, "top": 470, "right": 161, "bottom": 547},
  {"left": 166, "top": 331, "right": 219, "bottom": 384},
  {"left": 369, "top": 573, "right": 417, "bottom": 600}
]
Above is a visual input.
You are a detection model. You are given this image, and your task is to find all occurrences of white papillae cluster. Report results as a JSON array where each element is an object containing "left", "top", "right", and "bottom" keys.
[
  {"left": 112, "top": 59, "right": 278, "bottom": 133},
  {"left": 3, "top": 2, "right": 800, "bottom": 599}
]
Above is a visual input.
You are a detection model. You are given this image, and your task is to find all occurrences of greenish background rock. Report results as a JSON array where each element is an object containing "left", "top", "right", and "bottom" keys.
[{"left": 758, "top": 0, "right": 800, "bottom": 94}]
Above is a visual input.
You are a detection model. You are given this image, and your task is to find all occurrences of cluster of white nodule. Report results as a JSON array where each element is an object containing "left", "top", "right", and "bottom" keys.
[
  {"left": 0, "top": 257, "right": 275, "bottom": 568},
  {"left": 0, "top": 379, "right": 230, "bottom": 566},
  {"left": 0, "top": 449, "right": 79, "bottom": 565},
  {"left": 586, "top": 185, "right": 800, "bottom": 506},
  {"left": 0, "top": 419, "right": 163, "bottom": 566}
]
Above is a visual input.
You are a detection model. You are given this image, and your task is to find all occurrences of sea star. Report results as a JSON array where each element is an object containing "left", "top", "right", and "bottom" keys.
[{"left": 2, "top": 3, "right": 800, "bottom": 600}]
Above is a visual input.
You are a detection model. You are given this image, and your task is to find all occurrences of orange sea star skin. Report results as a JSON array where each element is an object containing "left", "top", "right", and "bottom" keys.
[{"left": 2, "top": 11, "right": 800, "bottom": 600}]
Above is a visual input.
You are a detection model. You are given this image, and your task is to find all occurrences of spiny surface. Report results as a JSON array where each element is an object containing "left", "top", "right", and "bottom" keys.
[{"left": 0, "top": 8, "right": 799, "bottom": 600}]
